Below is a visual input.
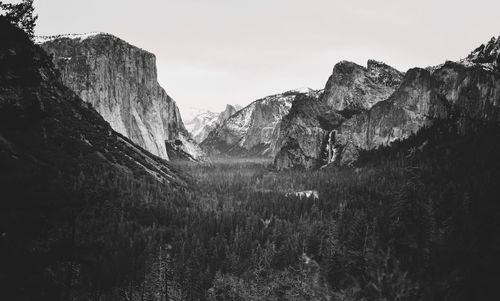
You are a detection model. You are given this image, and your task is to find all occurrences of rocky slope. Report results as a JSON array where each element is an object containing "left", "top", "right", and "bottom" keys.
[
  {"left": 0, "top": 20, "right": 186, "bottom": 188},
  {"left": 39, "top": 33, "right": 200, "bottom": 160},
  {"left": 461, "top": 36, "right": 500, "bottom": 71},
  {"left": 0, "top": 19, "right": 190, "bottom": 299},
  {"left": 274, "top": 61, "right": 403, "bottom": 169},
  {"left": 332, "top": 39, "right": 500, "bottom": 165},
  {"left": 201, "top": 89, "right": 320, "bottom": 157},
  {"left": 275, "top": 38, "right": 500, "bottom": 169},
  {"left": 185, "top": 104, "right": 239, "bottom": 143}
]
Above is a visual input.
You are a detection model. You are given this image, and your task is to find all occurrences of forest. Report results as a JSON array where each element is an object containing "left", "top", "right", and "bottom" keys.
[
  {"left": 1, "top": 3, "right": 499, "bottom": 300},
  {"left": 3, "top": 117, "right": 499, "bottom": 301}
]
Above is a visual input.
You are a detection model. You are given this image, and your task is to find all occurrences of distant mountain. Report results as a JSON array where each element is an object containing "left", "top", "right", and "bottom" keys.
[
  {"left": 185, "top": 104, "right": 239, "bottom": 143},
  {"left": 201, "top": 89, "right": 321, "bottom": 157},
  {"left": 461, "top": 36, "right": 500, "bottom": 72},
  {"left": 39, "top": 33, "right": 202, "bottom": 160},
  {"left": 274, "top": 61, "right": 403, "bottom": 169},
  {"left": 274, "top": 38, "right": 500, "bottom": 169}
]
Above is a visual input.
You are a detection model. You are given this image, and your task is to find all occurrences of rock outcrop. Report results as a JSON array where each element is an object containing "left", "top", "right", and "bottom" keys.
[
  {"left": 462, "top": 36, "right": 500, "bottom": 72},
  {"left": 274, "top": 61, "right": 403, "bottom": 169},
  {"left": 0, "top": 20, "right": 189, "bottom": 300},
  {"left": 333, "top": 50, "right": 500, "bottom": 165},
  {"left": 0, "top": 18, "right": 185, "bottom": 187},
  {"left": 274, "top": 38, "right": 500, "bottom": 169},
  {"left": 273, "top": 94, "right": 333, "bottom": 169},
  {"left": 39, "top": 33, "right": 198, "bottom": 160},
  {"left": 202, "top": 89, "right": 320, "bottom": 157},
  {"left": 275, "top": 38, "right": 500, "bottom": 169},
  {"left": 185, "top": 104, "right": 238, "bottom": 143},
  {"left": 322, "top": 60, "right": 404, "bottom": 113}
]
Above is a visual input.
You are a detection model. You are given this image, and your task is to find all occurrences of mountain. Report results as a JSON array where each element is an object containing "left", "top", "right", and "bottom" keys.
[
  {"left": 332, "top": 40, "right": 500, "bottom": 165},
  {"left": 185, "top": 104, "right": 239, "bottom": 143},
  {"left": 0, "top": 18, "right": 188, "bottom": 299},
  {"left": 274, "top": 61, "right": 403, "bottom": 169},
  {"left": 322, "top": 60, "right": 404, "bottom": 113},
  {"left": 201, "top": 89, "right": 321, "bottom": 157},
  {"left": 38, "top": 33, "right": 202, "bottom": 160},
  {"left": 274, "top": 38, "right": 500, "bottom": 169},
  {"left": 461, "top": 36, "right": 500, "bottom": 72}
]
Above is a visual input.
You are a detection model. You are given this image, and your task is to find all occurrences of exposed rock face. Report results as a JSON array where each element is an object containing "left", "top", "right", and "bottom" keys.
[
  {"left": 0, "top": 19, "right": 185, "bottom": 187},
  {"left": 39, "top": 33, "right": 192, "bottom": 159},
  {"left": 202, "top": 89, "right": 320, "bottom": 157},
  {"left": 462, "top": 36, "right": 500, "bottom": 72},
  {"left": 217, "top": 104, "right": 240, "bottom": 124},
  {"left": 273, "top": 94, "right": 334, "bottom": 169},
  {"left": 185, "top": 104, "right": 238, "bottom": 143},
  {"left": 333, "top": 68, "right": 447, "bottom": 164},
  {"left": 0, "top": 21, "right": 189, "bottom": 300},
  {"left": 275, "top": 38, "right": 500, "bottom": 169},
  {"left": 333, "top": 41, "right": 500, "bottom": 165},
  {"left": 322, "top": 60, "right": 404, "bottom": 113},
  {"left": 274, "top": 61, "right": 402, "bottom": 169}
]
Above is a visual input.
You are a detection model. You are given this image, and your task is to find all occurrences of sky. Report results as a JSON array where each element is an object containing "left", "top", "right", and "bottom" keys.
[{"left": 14, "top": 0, "right": 500, "bottom": 119}]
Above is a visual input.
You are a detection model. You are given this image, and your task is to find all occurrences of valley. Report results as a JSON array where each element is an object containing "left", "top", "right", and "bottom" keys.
[
  {"left": 1, "top": 2, "right": 500, "bottom": 300},
  {"left": 161, "top": 119, "right": 500, "bottom": 300}
]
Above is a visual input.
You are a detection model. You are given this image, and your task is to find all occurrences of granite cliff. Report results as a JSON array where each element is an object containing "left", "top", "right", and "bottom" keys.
[
  {"left": 322, "top": 60, "right": 404, "bottom": 113},
  {"left": 39, "top": 33, "right": 200, "bottom": 160},
  {"left": 0, "top": 23, "right": 186, "bottom": 187},
  {"left": 333, "top": 39, "right": 500, "bottom": 165},
  {"left": 201, "top": 89, "right": 320, "bottom": 157},
  {"left": 274, "top": 61, "right": 403, "bottom": 169},
  {"left": 0, "top": 19, "right": 189, "bottom": 299},
  {"left": 274, "top": 38, "right": 500, "bottom": 169}
]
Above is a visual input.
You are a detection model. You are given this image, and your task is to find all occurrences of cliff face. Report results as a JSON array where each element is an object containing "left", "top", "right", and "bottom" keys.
[
  {"left": 0, "top": 20, "right": 188, "bottom": 299},
  {"left": 0, "top": 26, "right": 185, "bottom": 186},
  {"left": 333, "top": 40, "right": 500, "bottom": 165},
  {"left": 322, "top": 60, "right": 403, "bottom": 113},
  {"left": 274, "top": 37, "right": 500, "bottom": 169},
  {"left": 185, "top": 104, "right": 238, "bottom": 143},
  {"left": 462, "top": 36, "right": 500, "bottom": 72},
  {"left": 273, "top": 93, "right": 332, "bottom": 169},
  {"left": 201, "top": 89, "right": 319, "bottom": 157},
  {"left": 39, "top": 33, "right": 191, "bottom": 159},
  {"left": 274, "top": 61, "right": 402, "bottom": 169}
]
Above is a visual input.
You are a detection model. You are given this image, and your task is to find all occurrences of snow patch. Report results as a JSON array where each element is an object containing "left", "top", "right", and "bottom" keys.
[{"left": 34, "top": 32, "right": 106, "bottom": 44}]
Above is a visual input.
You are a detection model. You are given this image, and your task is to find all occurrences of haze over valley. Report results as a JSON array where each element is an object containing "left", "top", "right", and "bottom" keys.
[{"left": 1, "top": 1, "right": 500, "bottom": 300}]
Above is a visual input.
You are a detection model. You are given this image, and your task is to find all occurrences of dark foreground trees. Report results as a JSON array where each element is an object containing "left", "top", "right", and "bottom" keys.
[
  {"left": 0, "top": 0, "right": 37, "bottom": 38},
  {"left": 3, "top": 118, "right": 499, "bottom": 300}
]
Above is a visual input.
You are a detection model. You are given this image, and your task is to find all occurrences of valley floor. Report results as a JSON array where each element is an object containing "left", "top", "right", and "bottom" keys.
[
  {"left": 169, "top": 157, "right": 423, "bottom": 300},
  {"left": 167, "top": 122, "right": 500, "bottom": 300}
]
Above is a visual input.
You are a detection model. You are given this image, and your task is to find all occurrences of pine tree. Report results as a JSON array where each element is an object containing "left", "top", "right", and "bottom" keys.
[{"left": 0, "top": 0, "right": 38, "bottom": 38}]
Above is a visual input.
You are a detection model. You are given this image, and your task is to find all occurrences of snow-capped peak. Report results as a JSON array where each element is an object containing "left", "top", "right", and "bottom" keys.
[
  {"left": 461, "top": 36, "right": 500, "bottom": 72},
  {"left": 34, "top": 32, "right": 107, "bottom": 44}
]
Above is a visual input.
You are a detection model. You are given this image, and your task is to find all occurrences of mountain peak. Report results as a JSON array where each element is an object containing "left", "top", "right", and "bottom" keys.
[
  {"left": 367, "top": 59, "right": 389, "bottom": 69},
  {"left": 224, "top": 104, "right": 237, "bottom": 113},
  {"left": 34, "top": 32, "right": 108, "bottom": 44},
  {"left": 366, "top": 59, "right": 404, "bottom": 86},
  {"left": 462, "top": 36, "right": 500, "bottom": 72},
  {"left": 323, "top": 59, "right": 403, "bottom": 111}
]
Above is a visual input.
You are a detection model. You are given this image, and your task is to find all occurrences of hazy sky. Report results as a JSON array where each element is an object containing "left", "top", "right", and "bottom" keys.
[{"left": 22, "top": 0, "right": 500, "bottom": 118}]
